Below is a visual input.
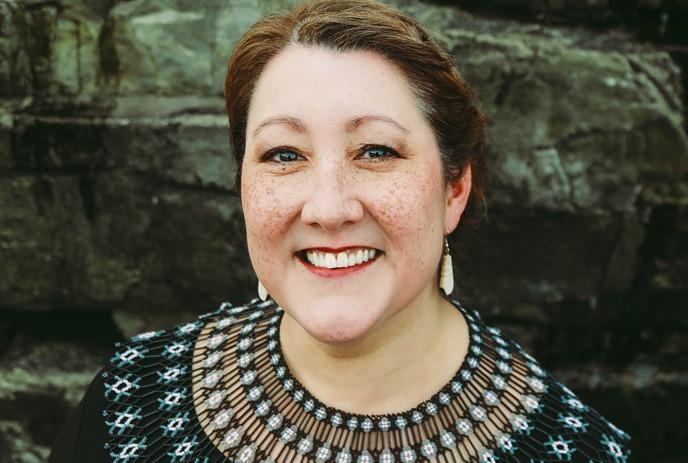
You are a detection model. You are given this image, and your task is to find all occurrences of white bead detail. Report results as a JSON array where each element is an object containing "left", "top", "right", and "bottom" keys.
[
  {"left": 258, "top": 280, "right": 268, "bottom": 301},
  {"left": 440, "top": 252, "right": 454, "bottom": 295}
]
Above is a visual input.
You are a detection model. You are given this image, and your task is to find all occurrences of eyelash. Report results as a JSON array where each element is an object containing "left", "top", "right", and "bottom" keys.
[{"left": 262, "top": 144, "right": 401, "bottom": 163}]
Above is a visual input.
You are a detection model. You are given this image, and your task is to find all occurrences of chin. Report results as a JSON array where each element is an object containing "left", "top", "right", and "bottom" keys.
[
  {"left": 288, "top": 296, "right": 385, "bottom": 344},
  {"left": 307, "top": 322, "right": 370, "bottom": 344}
]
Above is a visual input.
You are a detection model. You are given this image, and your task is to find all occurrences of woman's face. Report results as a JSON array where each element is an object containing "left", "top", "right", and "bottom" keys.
[{"left": 242, "top": 46, "right": 470, "bottom": 343}]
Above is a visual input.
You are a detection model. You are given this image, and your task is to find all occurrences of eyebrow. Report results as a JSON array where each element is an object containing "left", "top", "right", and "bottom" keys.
[{"left": 251, "top": 114, "right": 410, "bottom": 138}]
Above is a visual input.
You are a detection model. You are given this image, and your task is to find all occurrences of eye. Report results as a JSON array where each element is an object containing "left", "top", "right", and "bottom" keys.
[
  {"left": 358, "top": 144, "right": 399, "bottom": 160},
  {"left": 264, "top": 148, "right": 303, "bottom": 163}
]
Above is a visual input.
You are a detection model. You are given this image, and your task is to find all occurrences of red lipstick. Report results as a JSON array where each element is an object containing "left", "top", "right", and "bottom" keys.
[{"left": 303, "top": 246, "right": 372, "bottom": 253}]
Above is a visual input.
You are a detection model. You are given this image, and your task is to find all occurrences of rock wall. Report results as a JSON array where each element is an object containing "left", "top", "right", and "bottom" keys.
[{"left": 0, "top": 0, "right": 686, "bottom": 461}]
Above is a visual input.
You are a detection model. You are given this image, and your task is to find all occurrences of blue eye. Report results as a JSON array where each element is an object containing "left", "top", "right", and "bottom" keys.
[
  {"left": 359, "top": 145, "right": 398, "bottom": 160},
  {"left": 267, "top": 149, "right": 302, "bottom": 163}
]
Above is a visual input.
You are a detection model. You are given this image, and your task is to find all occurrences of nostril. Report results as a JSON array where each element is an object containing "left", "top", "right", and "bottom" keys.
[{"left": 300, "top": 197, "right": 365, "bottom": 231}]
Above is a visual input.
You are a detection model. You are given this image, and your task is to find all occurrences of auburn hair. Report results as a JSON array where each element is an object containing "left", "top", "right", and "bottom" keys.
[{"left": 224, "top": 0, "right": 487, "bottom": 223}]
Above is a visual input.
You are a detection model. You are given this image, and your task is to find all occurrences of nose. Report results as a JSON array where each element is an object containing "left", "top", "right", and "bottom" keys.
[{"left": 300, "top": 161, "right": 365, "bottom": 231}]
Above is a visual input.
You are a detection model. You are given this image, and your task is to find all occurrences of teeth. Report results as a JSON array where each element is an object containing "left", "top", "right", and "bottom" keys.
[{"left": 305, "top": 248, "right": 378, "bottom": 269}]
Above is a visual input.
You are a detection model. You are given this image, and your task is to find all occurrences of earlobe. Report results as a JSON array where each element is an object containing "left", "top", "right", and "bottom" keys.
[{"left": 444, "top": 166, "right": 472, "bottom": 235}]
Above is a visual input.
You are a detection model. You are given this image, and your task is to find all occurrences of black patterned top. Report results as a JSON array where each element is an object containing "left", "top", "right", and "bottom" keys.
[{"left": 63, "top": 298, "right": 632, "bottom": 462}]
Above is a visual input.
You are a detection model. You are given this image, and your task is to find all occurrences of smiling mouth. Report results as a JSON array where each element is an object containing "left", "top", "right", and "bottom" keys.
[{"left": 298, "top": 247, "right": 380, "bottom": 269}]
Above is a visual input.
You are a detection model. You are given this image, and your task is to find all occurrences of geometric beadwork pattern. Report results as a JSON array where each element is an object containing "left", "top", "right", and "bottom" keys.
[{"left": 103, "top": 298, "right": 631, "bottom": 462}]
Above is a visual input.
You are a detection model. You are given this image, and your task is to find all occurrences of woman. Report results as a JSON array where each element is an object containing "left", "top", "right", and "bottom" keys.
[{"left": 50, "top": 0, "right": 631, "bottom": 462}]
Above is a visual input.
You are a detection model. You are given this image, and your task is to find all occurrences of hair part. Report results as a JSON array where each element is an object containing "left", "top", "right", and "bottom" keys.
[{"left": 224, "top": 0, "right": 487, "bottom": 225}]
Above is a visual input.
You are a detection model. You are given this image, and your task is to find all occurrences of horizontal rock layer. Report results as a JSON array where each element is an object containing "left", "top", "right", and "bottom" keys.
[{"left": 0, "top": 0, "right": 686, "bottom": 461}]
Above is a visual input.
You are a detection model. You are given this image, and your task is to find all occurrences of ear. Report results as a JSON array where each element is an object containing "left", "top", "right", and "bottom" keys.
[{"left": 444, "top": 166, "right": 472, "bottom": 235}]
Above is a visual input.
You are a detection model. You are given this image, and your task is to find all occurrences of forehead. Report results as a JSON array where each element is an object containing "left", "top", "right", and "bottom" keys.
[{"left": 246, "top": 45, "right": 428, "bottom": 133}]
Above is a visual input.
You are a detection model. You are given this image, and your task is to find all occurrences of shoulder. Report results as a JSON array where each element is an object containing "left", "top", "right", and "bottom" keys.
[
  {"left": 49, "top": 367, "right": 110, "bottom": 463},
  {"left": 107, "top": 298, "right": 268, "bottom": 372},
  {"left": 461, "top": 304, "right": 632, "bottom": 463},
  {"left": 104, "top": 298, "right": 269, "bottom": 398},
  {"left": 102, "top": 298, "right": 274, "bottom": 462}
]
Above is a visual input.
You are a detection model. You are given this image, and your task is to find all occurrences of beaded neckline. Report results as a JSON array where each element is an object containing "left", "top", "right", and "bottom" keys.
[
  {"left": 102, "top": 298, "right": 632, "bottom": 463},
  {"left": 195, "top": 299, "right": 546, "bottom": 462}
]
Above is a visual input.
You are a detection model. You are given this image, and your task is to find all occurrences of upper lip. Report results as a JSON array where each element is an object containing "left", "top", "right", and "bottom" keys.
[{"left": 300, "top": 245, "right": 380, "bottom": 253}]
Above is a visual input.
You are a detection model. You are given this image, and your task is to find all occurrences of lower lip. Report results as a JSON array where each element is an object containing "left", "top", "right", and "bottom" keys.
[{"left": 298, "top": 254, "right": 380, "bottom": 278}]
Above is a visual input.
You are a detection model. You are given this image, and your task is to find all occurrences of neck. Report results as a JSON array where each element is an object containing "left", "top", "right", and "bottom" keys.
[{"left": 278, "top": 287, "right": 469, "bottom": 415}]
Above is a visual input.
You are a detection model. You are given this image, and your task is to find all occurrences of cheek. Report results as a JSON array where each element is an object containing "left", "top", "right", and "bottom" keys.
[
  {"left": 243, "top": 175, "right": 285, "bottom": 231},
  {"left": 241, "top": 173, "right": 296, "bottom": 264},
  {"left": 363, "top": 164, "right": 445, "bottom": 273},
  {"left": 370, "top": 165, "right": 445, "bottom": 239}
]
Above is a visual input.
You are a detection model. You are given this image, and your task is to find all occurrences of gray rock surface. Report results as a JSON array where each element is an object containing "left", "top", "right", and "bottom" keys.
[
  {"left": 0, "top": 0, "right": 686, "bottom": 460},
  {"left": 0, "top": 333, "right": 109, "bottom": 463}
]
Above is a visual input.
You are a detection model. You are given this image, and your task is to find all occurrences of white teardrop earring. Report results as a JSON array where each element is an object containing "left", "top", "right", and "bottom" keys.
[
  {"left": 439, "top": 238, "right": 454, "bottom": 296},
  {"left": 258, "top": 280, "right": 269, "bottom": 301}
]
